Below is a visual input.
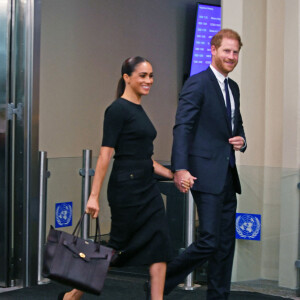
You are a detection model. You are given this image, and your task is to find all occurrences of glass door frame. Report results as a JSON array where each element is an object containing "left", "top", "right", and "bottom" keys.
[
  {"left": 0, "top": 0, "right": 41, "bottom": 288},
  {"left": 0, "top": 0, "right": 12, "bottom": 288}
]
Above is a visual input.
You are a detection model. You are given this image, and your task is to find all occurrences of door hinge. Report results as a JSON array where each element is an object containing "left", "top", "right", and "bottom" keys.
[{"left": 7, "top": 103, "right": 23, "bottom": 121}]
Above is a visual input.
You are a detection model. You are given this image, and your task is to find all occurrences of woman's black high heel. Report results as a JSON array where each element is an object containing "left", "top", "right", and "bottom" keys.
[
  {"left": 143, "top": 280, "right": 151, "bottom": 300},
  {"left": 57, "top": 291, "right": 66, "bottom": 300}
]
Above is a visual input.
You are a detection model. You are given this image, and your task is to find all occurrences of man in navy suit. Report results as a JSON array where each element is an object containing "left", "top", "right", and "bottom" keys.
[{"left": 165, "top": 29, "right": 247, "bottom": 299}]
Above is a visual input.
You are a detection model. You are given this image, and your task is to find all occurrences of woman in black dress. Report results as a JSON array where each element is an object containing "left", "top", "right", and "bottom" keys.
[{"left": 60, "top": 57, "right": 189, "bottom": 300}]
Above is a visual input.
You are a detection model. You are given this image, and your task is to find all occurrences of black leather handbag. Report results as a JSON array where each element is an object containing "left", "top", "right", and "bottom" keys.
[{"left": 42, "top": 213, "right": 114, "bottom": 295}]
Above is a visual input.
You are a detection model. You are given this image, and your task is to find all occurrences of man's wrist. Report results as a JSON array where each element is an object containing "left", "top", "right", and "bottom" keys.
[{"left": 240, "top": 138, "right": 247, "bottom": 151}]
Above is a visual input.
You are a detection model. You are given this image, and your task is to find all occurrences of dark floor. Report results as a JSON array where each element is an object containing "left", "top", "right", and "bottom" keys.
[
  {"left": 0, "top": 273, "right": 297, "bottom": 300},
  {"left": 231, "top": 280, "right": 298, "bottom": 299}
]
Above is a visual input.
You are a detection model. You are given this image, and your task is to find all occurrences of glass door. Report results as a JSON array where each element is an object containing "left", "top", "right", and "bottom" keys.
[
  {"left": 0, "top": 0, "right": 12, "bottom": 288},
  {"left": 0, "top": 0, "right": 40, "bottom": 288}
]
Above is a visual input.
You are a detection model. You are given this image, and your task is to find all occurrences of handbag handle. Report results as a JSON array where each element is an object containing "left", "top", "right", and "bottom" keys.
[{"left": 71, "top": 212, "right": 102, "bottom": 251}]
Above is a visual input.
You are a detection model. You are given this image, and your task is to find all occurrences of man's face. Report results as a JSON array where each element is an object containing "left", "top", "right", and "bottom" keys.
[{"left": 211, "top": 38, "right": 240, "bottom": 76}]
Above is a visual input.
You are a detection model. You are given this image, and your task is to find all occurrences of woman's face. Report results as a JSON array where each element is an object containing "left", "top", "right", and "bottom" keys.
[{"left": 125, "top": 62, "right": 153, "bottom": 96}]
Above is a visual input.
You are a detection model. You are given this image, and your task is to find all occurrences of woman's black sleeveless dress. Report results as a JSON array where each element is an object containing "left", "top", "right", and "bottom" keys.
[{"left": 102, "top": 98, "right": 172, "bottom": 267}]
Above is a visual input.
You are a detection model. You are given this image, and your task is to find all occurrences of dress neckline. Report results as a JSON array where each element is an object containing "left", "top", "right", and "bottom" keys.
[{"left": 120, "top": 97, "right": 142, "bottom": 106}]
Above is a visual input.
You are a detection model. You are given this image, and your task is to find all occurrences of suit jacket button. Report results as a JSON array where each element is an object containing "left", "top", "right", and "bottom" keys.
[
  {"left": 226, "top": 157, "right": 229, "bottom": 160},
  {"left": 130, "top": 174, "right": 134, "bottom": 179}
]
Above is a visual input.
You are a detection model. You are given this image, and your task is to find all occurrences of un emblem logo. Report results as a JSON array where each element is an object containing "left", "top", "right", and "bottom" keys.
[
  {"left": 55, "top": 202, "right": 73, "bottom": 228},
  {"left": 235, "top": 213, "right": 261, "bottom": 241}
]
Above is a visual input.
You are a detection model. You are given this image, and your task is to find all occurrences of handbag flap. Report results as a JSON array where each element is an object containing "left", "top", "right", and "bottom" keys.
[{"left": 59, "top": 232, "right": 113, "bottom": 261}]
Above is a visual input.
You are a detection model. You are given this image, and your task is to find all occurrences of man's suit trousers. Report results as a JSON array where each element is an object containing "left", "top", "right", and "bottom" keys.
[{"left": 165, "top": 167, "right": 237, "bottom": 300}]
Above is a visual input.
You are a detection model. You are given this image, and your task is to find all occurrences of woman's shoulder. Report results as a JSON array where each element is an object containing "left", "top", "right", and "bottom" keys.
[
  {"left": 106, "top": 98, "right": 123, "bottom": 110},
  {"left": 105, "top": 98, "right": 129, "bottom": 118},
  {"left": 109, "top": 97, "right": 133, "bottom": 108}
]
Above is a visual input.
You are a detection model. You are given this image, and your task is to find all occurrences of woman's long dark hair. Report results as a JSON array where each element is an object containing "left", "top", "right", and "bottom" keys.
[{"left": 116, "top": 56, "right": 150, "bottom": 98}]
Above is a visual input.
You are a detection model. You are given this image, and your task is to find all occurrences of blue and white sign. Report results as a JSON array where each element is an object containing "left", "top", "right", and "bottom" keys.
[
  {"left": 55, "top": 202, "right": 73, "bottom": 228},
  {"left": 236, "top": 213, "right": 261, "bottom": 241}
]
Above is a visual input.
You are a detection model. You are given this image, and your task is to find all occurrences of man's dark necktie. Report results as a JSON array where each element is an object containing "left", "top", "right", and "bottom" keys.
[{"left": 224, "top": 78, "right": 235, "bottom": 167}]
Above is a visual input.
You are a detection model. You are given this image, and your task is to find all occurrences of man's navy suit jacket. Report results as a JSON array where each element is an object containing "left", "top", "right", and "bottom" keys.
[{"left": 171, "top": 67, "right": 246, "bottom": 194}]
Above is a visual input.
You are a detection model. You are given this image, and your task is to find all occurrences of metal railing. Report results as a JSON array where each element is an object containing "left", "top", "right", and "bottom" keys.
[
  {"left": 37, "top": 151, "right": 50, "bottom": 284},
  {"left": 295, "top": 181, "right": 300, "bottom": 296},
  {"left": 179, "top": 191, "right": 200, "bottom": 290},
  {"left": 79, "top": 149, "right": 94, "bottom": 239}
]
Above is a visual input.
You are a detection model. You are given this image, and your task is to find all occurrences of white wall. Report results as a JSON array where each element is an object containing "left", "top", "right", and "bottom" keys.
[{"left": 223, "top": 0, "right": 300, "bottom": 289}]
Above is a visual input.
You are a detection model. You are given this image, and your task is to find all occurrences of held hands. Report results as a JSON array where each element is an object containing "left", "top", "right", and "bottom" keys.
[
  {"left": 229, "top": 136, "right": 245, "bottom": 151},
  {"left": 85, "top": 195, "right": 100, "bottom": 219},
  {"left": 173, "top": 170, "right": 197, "bottom": 193}
]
